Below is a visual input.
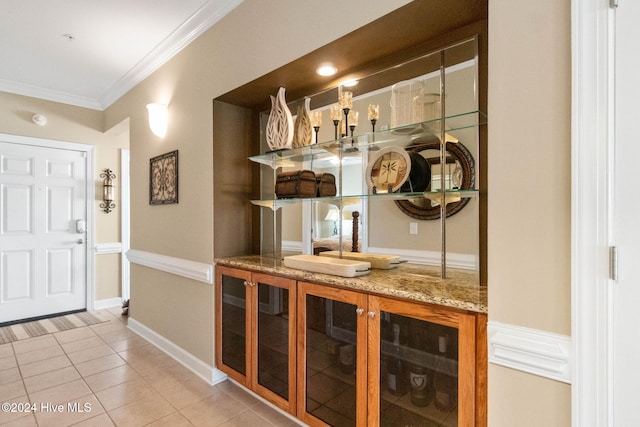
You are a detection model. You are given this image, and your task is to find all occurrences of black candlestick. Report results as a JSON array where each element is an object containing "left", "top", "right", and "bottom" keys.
[{"left": 343, "top": 108, "right": 350, "bottom": 138}]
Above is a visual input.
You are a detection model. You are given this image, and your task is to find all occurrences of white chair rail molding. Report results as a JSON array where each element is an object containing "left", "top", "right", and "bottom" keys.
[
  {"left": 126, "top": 249, "right": 214, "bottom": 285},
  {"left": 488, "top": 321, "right": 572, "bottom": 384}
]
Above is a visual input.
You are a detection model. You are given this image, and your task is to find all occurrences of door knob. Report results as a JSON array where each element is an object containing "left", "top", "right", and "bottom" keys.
[{"left": 76, "top": 239, "right": 84, "bottom": 244}]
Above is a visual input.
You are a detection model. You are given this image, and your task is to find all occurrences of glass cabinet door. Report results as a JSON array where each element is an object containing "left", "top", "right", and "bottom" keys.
[
  {"left": 368, "top": 296, "right": 476, "bottom": 427},
  {"left": 297, "top": 281, "right": 368, "bottom": 427},
  {"left": 216, "top": 266, "right": 252, "bottom": 386},
  {"left": 252, "top": 273, "right": 296, "bottom": 414}
]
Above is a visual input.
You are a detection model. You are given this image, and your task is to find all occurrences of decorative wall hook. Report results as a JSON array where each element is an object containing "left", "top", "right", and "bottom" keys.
[{"left": 100, "top": 169, "right": 116, "bottom": 213}]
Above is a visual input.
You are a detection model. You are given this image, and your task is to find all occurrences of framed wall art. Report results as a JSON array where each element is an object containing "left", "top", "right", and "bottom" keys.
[{"left": 149, "top": 150, "right": 178, "bottom": 205}]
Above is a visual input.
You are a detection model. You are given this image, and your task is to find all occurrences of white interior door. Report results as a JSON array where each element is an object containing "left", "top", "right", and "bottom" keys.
[
  {"left": 0, "top": 141, "right": 87, "bottom": 323},
  {"left": 612, "top": 1, "right": 640, "bottom": 425}
]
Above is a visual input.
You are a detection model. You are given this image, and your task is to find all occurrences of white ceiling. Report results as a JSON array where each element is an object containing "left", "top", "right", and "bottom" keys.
[{"left": 0, "top": 0, "right": 242, "bottom": 110}]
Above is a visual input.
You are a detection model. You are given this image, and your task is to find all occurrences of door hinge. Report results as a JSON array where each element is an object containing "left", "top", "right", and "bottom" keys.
[
  {"left": 610, "top": 246, "right": 618, "bottom": 281},
  {"left": 610, "top": 0, "right": 618, "bottom": 9}
]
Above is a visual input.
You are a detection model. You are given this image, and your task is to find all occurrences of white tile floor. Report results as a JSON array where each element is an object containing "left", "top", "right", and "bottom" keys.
[{"left": 0, "top": 308, "right": 299, "bottom": 427}]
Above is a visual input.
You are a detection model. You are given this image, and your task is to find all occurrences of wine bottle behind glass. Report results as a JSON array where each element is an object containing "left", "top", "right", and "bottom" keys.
[
  {"left": 433, "top": 334, "right": 457, "bottom": 411},
  {"left": 387, "top": 323, "right": 409, "bottom": 396},
  {"left": 410, "top": 364, "right": 432, "bottom": 407}
]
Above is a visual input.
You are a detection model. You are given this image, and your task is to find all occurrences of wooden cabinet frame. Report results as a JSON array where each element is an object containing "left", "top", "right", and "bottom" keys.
[
  {"left": 296, "top": 281, "right": 368, "bottom": 426},
  {"left": 216, "top": 268, "right": 487, "bottom": 426},
  {"left": 296, "top": 281, "right": 485, "bottom": 427},
  {"left": 215, "top": 265, "right": 297, "bottom": 414},
  {"left": 368, "top": 296, "right": 478, "bottom": 427}
]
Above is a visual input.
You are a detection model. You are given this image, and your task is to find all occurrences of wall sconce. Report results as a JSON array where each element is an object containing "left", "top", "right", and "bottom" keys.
[
  {"left": 146, "top": 103, "right": 168, "bottom": 138},
  {"left": 100, "top": 169, "right": 116, "bottom": 213}
]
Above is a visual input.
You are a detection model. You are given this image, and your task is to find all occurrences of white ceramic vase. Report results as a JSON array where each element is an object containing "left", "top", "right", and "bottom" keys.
[
  {"left": 293, "top": 97, "right": 313, "bottom": 148},
  {"left": 265, "top": 87, "right": 294, "bottom": 151}
]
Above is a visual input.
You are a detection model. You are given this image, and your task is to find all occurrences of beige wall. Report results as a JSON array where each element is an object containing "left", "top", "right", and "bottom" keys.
[
  {"left": 489, "top": 364, "right": 571, "bottom": 426},
  {"left": 104, "top": 0, "right": 413, "bottom": 365},
  {"left": 0, "top": 0, "right": 574, "bottom": 423},
  {"left": 488, "top": 0, "right": 572, "bottom": 425},
  {"left": 0, "top": 91, "right": 128, "bottom": 301}
]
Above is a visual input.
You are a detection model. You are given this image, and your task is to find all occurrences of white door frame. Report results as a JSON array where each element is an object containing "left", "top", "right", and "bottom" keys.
[
  {"left": 0, "top": 133, "right": 96, "bottom": 312},
  {"left": 120, "top": 149, "right": 130, "bottom": 301},
  {"left": 571, "top": 0, "right": 614, "bottom": 426}
]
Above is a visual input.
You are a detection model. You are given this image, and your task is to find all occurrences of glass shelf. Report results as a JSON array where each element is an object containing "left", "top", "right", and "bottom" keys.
[
  {"left": 251, "top": 190, "right": 478, "bottom": 210},
  {"left": 249, "top": 111, "right": 486, "bottom": 169}
]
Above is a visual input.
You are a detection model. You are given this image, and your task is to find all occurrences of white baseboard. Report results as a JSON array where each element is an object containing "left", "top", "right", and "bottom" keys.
[
  {"left": 127, "top": 317, "right": 226, "bottom": 385},
  {"left": 282, "top": 243, "right": 477, "bottom": 270},
  {"left": 282, "top": 240, "right": 302, "bottom": 252},
  {"left": 488, "top": 321, "right": 572, "bottom": 384},
  {"left": 94, "top": 297, "right": 122, "bottom": 310},
  {"left": 126, "top": 249, "right": 214, "bottom": 285},
  {"left": 367, "top": 246, "right": 477, "bottom": 270}
]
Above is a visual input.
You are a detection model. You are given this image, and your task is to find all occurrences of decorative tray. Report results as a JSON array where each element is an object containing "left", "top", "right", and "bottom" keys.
[
  {"left": 318, "top": 251, "right": 400, "bottom": 270},
  {"left": 283, "top": 254, "right": 370, "bottom": 278}
]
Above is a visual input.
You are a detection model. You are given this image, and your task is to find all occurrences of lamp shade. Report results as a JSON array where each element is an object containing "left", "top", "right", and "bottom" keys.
[
  {"left": 147, "top": 103, "right": 168, "bottom": 138},
  {"left": 324, "top": 208, "right": 339, "bottom": 221}
]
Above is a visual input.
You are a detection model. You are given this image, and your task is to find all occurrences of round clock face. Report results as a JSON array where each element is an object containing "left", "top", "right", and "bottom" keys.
[{"left": 366, "top": 146, "right": 411, "bottom": 193}]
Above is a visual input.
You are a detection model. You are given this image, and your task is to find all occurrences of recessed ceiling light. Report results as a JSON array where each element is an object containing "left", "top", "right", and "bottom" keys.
[{"left": 316, "top": 64, "right": 337, "bottom": 76}]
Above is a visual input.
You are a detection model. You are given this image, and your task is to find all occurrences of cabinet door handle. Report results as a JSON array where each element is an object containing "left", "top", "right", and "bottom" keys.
[
  {"left": 367, "top": 311, "right": 376, "bottom": 319},
  {"left": 243, "top": 280, "right": 249, "bottom": 287},
  {"left": 355, "top": 308, "right": 364, "bottom": 316}
]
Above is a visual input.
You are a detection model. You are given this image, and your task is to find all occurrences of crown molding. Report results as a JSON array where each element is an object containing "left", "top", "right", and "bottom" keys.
[
  {"left": 99, "top": 0, "right": 243, "bottom": 109},
  {"left": 0, "top": 0, "right": 243, "bottom": 111},
  {"left": 0, "top": 78, "right": 103, "bottom": 110}
]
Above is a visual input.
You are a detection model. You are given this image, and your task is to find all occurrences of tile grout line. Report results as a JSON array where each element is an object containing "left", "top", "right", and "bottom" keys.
[
  {"left": 19, "top": 309, "right": 122, "bottom": 426},
  {"left": 46, "top": 311, "right": 113, "bottom": 427},
  {"left": 4, "top": 309, "right": 292, "bottom": 426},
  {"left": 72, "top": 308, "right": 139, "bottom": 427},
  {"left": 77, "top": 309, "right": 186, "bottom": 426}
]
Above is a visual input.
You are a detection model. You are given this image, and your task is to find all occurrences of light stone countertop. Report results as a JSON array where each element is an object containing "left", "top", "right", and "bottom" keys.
[{"left": 214, "top": 255, "right": 487, "bottom": 313}]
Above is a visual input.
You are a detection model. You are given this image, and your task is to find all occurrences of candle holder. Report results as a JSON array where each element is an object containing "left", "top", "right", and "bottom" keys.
[
  {"left": 339, "top": 90, "right": 353, "bottom": 139},
  {"left": 349, "top": 111, "right": 359, "bottom": 140},
  {"left": 367, "top": 104, "right": 380, "bottom": 150},
  {"left": 347, "top": 111, "right": 359, "bottom": 151},
  {"left": 368, "top": 104, "right": 379, "bottom": 132},
  {"left": 330, "top": 104, "right": 341, "bottom": 140},
  {"left": 343, "top": 109, "right": 350, "bottom": 138},
  {"left": 311, "top": 111, "right": 322, "bottom": 144}
]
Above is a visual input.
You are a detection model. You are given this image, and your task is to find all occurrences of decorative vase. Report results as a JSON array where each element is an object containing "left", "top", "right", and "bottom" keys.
[
  {"left": 265, "top": 87, "right": 294, "bottom": 151},
  {"left": 293, "top": 97, "right": 313, "bottom": 148}
]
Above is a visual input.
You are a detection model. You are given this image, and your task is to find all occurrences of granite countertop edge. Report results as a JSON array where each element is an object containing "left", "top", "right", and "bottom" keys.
[{"left": 214, "top": 256, "right": 487, "bottom": 314}]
